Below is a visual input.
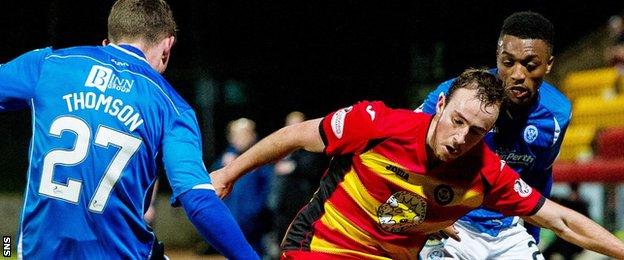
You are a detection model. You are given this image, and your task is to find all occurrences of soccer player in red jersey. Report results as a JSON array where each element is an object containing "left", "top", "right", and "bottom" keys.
[{"left": 211, "top": 69, "right": 624, "bottom": 259}]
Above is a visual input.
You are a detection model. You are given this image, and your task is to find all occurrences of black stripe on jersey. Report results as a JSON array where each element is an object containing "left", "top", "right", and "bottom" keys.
[
  {"left": 319, "top": 118, "right": 329, "bottom": 152},
  {"left": 528, "top": 196, "right": 546, "bottom": 216},
  {"left": 362, "top": 138, "right": 387, "bottom": 153},
  {"left": 281, "top": 155, "right": 352, "bottom": 251}
]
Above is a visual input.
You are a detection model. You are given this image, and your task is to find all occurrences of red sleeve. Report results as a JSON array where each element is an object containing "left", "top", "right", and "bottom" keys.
[
  {"left": 319, "top": 101, "right": 396, "bottom": 156},
  {"left": 482, "top": 157, "right": 546, "bottom": 216}
]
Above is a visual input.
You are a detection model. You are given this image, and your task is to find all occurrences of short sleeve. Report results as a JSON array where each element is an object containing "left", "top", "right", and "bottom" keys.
[
  {"left": 0, "top": 47, "right": 51, "bottom": 110},
  {"left": 320, "top": 100, "right": 417, "bottom": 156},
  {"left": 321, "top": 101, "right": 392, "bottom": 156},
  {"left": 414, "top": 79, "right": 454, "bottom": 114},
  {"left": 483, "top": 161, "right": 546, "bottom": 216},
  {"left": 162, "top": 109, "right": 212, "bottom": 204}
]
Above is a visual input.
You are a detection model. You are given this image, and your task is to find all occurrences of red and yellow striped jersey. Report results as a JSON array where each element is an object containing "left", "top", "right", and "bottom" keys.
[{"left": 281, "top": 101, "right": 544, "bottom": 260}]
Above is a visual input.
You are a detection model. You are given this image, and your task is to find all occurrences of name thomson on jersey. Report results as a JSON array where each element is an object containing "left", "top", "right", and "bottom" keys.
[{"left": 61, "top": 65, "right": 144, "bottom": 132}]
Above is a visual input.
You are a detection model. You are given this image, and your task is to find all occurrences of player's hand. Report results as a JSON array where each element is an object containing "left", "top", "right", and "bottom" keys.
[
  {"left": 210, "top": 168, "right": 233, "bottom": 199},
  {"left": 439, "top": 225, "right": 461, "bottom": 242}
]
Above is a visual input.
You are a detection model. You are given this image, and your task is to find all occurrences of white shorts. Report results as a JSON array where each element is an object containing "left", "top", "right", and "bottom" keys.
[{"left": 419, "top": 221, "right": 544, "bottom": 260}]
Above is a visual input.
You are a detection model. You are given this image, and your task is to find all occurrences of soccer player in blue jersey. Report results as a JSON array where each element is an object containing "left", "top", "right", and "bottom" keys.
[
  {"left": 0, "top": 0, "right": 258, "bottom": 259},
  {"left": 418, "top": 12, "right": 572, "bottom": 259}
]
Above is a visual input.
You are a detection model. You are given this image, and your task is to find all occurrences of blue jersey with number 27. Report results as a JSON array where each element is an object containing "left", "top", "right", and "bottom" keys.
[{"left": 0, "top": 44, "right": 212, "bottom": 259}]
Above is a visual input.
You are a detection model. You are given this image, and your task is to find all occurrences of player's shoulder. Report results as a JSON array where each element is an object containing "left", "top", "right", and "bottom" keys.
[
  {"left": 43, "top": 45, "right": 110, "bottom": 62},
  {"left": 8, "top": 46, "right": 55, "bottom": 63},
  {"left": 536, "top": 81, "right": 572, "bottom": 123},
  {"left": 343, "top": 100, "right": 431, "bottom": 130},
  {"left": 472, "top": 143, "right": 507, "bottom": 184},
  {"left": 153, "top": 78, "right": 193, "bottom": 113},
  {"left": 127, "top": 69, "right": 192, "bottom": 116},
  {"left": 362, "top": 100, "right": 429, "bottom": 118},
  {"left": 51, "top": 45, "right": 100, "bottom": 55}
]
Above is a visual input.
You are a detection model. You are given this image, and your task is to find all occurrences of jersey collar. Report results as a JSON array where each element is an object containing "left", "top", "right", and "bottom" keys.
[{"left": 107, "top": 44, "right": 150, "bottom": 65}]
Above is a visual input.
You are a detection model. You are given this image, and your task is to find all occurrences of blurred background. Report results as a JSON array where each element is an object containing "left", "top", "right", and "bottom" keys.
[{"left": 2, "top": 1, "right": 624, "bottom": 259}]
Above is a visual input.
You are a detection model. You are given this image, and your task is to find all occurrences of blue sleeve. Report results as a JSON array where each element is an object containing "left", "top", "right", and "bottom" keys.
[
  {"left": 179, "top": 189, "right": 259, "bottom": 260},
  {"left": 547, "top": 114, "right": 570, "bottom": 171},
  {"left": 162, "top": 109, "right": 212, "bottom": 204},
  {"left": 0, "top": 47, "right": 51, "bottom": 111},
  {"left": 415, "top": 79, "right": 455, "bottom": 114},
  {"left": 526, "top": 111, "right": 570, "bottom": 243}
]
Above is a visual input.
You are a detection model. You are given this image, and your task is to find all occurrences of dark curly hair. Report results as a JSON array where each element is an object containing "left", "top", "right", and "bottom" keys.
[
  {"left": 500, "top": 11, "right": 555, "bottom": 53},
  {"left": 446, "top": 69, "right": 504, "bottom": 110}
]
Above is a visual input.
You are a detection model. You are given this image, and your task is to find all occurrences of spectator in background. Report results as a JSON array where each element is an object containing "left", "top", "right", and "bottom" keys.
[
  {"left": 605, "top": 14, "right": 624, "bottom": 93},
  {"left": 268, "top": 111, "right": 327, "bottom": 257},
  {"left": 211, "top": 118, "right": 273, "bottom": 257}
]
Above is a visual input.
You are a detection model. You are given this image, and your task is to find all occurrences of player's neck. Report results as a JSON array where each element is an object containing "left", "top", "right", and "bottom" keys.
[
  {"left": 114, "top": 41, "right": 148, "bottom": 55},
  {"left": 505, "top": 100, "right": 534, "bottom": 119},
  {"left": 425, "top": 115, "right": 442, "bottom": 169},
  {"left": 113, "top": 40, "right": 166, "bottom": 73},
  {"left": 425, "top": 147, "right": 442, "bottom": 169}
]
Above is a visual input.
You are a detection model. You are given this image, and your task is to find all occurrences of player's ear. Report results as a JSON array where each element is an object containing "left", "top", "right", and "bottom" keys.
[
  {"left": 154, "top": 36, "right": 175, "bottom": 73},
  {"left": 435, "top": 92, "right": 446, "bottom": 115},
  {"left": 102, "top": 39, "right": 110, "bottom": 46},
  {"left": 160, "top": 36, "right": 175, "bottom": 64},
  {"left": 545, "top": 56, "right": 554, "bottom": 74}
]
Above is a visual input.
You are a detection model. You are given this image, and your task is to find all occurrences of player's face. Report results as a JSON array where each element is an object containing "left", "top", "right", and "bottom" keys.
[
  {"left": 496, "top": 35, "right": 553, "bottom": 108},
  {"left": 430, "top": 87, "right": 499, "bottom": 162}
]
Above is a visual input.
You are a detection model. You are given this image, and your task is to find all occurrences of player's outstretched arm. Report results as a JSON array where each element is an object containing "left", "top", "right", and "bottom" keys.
[
  {"left": 211, "top": 118, "right": 325, "bottom": 198},
  {"left": 179, "top": 189, "right": 259, "bottom": 259},
  {"left": 523, "top": 199, "right": 624, "bottom": 259}
]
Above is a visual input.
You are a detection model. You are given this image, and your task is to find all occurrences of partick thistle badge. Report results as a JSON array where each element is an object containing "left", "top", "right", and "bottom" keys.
[{"left": 377, "top": 191, "right": 427, "bottom": 233}]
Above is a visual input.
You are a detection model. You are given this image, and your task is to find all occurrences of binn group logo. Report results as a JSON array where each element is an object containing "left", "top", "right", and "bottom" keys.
[{"left": 85, "top": 65, "right": 134, "bottom": 93}]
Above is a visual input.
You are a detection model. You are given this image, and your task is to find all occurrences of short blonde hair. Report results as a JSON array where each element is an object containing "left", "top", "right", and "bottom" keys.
[{"left": 107, "top": 0, "right": 177, "bottom": 46}]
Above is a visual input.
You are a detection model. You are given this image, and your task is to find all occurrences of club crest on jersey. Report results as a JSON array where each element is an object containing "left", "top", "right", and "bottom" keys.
[
  {"left": 85, "top": 65, "right": 134, "bottom": 93},
  {"left": 426, "top": 249, "right": 445, "bottom": 260},
  {"left": 513, "top": 178, "right": 532, "bottom": 198},
  {"left": 330, "top": 106, "right": 352, "bottom": 139},
  {"left": 377, "top": 191, "right": 426, "bottom": 233},
  {"left": 433, "top": 184, "right": 454, "bottom": 205},
  {"left": 523, "top": 125, "right": 538, "bottom": 144}
]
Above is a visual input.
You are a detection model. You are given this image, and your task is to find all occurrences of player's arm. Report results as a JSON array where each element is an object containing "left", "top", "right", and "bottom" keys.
[
  {"left": 163, "top": 110, "right": 258, "bottom": 259},
  {"left": 523, "top": 199, "right": 624, "bottom": 259},
  {"left": 0, "top": 48, "right": 50, "bottom": 111},
  {"left": 522, "top": 168, "right": 553, "bottom": 242},
  {"left": 211, "top": 118, "right": 324, "bottom": 198},
  {"left": 213, "top": 100, "right": 400, "bottom": 198},
  {"left": 525, "top": 107, "right": 572, "bottom": 242},
  {"left": 178, "top": 189, "right": 259, "bottom": 259},
  {"left": 486, "top": 159, "right": 624, "bottom": 259}
]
